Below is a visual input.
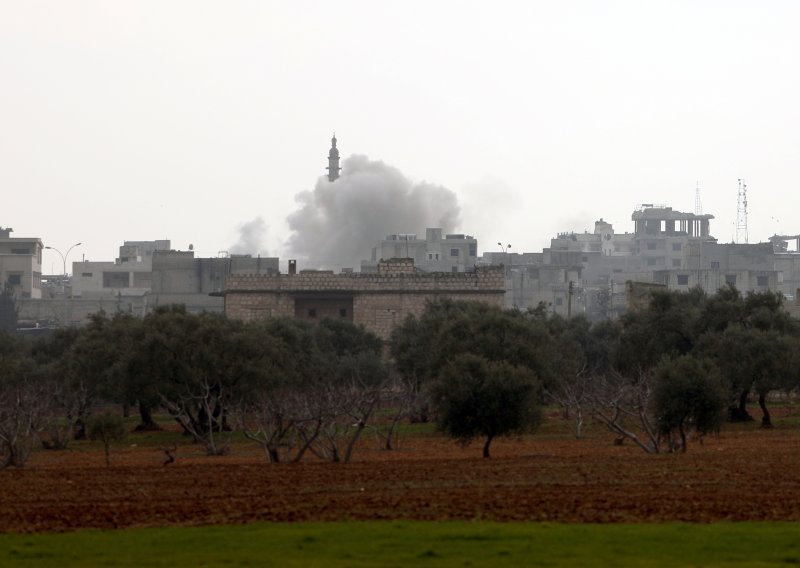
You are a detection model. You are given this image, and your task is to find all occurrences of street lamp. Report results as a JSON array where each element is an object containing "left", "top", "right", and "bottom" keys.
[
  {"left": 45, "top": 242, "right": 82, "bottom": 276},
  {"left": 497, "top": 242, "right": 512, "bottom": 267}
]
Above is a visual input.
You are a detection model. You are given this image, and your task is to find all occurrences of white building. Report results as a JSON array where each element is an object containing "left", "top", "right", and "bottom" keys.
[
  {"left": 0, "top": 227, "right": 43, "bottom": 300},
  {"left": 362, "top": 228, "right": 478, "bottom": 273}
]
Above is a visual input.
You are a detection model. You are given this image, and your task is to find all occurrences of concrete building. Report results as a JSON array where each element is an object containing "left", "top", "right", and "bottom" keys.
[
  {"left": 71, "top": 240, "right": 171, "bottom": 299},
  {"left": 0, "top": 227, "right": 43, "bottom": 300},
  {"left": 653, "top": 242, "right": 778, "bottom": 293},
  {"left": 150, "top": 250, "right": 279, "bottom": 313},
  {"left": 19, "top": 239, "right": 281, "bottom": 325},
  {"left": 223, "top": 258, "right": 505, "bottom": 340},
  {"left": 481, "top": 204, "right": 798, "bottom": 321},
  {"left": 362, "top": 228, "right": 478, "bottom": 274}
]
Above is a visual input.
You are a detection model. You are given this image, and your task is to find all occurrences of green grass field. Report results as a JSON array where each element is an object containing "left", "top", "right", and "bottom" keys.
[{"left": 2, "top": 521, "right": 799, "bottom": 567}]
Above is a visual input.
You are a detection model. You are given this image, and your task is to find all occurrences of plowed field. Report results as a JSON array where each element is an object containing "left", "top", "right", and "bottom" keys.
[{"left": 2, "top": 414, "right": 800, "bottom": 533}]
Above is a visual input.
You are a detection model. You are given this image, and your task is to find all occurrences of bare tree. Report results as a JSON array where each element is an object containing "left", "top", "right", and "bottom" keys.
[
  {"left": 0, "top": 360, "right": 52, "bottom": 468},
  {"left": 585, "top": 371, "right": 661, "bottom": 454},
  {"left": 546, "top": 364, "right": 592, "bottom": 439}
]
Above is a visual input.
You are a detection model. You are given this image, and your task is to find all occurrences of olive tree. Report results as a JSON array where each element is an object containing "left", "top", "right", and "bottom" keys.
[
  {"left": 432, "top": 353, "right": 541, "bottom": 458},
  {"left": 651, "top": 355, "right": 727, "bottom": 453}
]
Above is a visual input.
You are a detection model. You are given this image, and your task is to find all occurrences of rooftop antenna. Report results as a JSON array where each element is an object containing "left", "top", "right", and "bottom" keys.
[
  {"left": 694, "top": 180, "right": 702, "bottom": 215},
  {"left": 736, "top": 178, "right": 748, "bottom": 244}
]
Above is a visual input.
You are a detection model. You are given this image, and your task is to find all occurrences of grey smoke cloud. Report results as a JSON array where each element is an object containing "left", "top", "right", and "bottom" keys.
[
  {"left": 230, "top": 216, "right": 269, "bottom": 256},
  {"left": 287, "top": 154, "right": 461, "bottom": 269}
]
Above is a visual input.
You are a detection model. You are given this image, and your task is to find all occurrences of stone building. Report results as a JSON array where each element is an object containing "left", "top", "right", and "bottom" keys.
[{"left": 224, "top": 258, "right": 505, "bottom": 339}]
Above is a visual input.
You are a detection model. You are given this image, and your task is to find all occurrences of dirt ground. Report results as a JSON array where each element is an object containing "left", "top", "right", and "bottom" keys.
[{"left": 2, "top": 410, "right": 800, "bottom": 533}]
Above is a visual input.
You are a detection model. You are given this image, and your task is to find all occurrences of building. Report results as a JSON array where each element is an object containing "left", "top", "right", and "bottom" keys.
[
  {"left": 71, "top": 240, "right": 171, "bottom": 299},
  {"left": 224, "top": 258, "right": 505, "bottom": 340},
  {"left": 18, "top": 239, "right": 281, "bottom": 326},
  {"left": 150, "top": 250, "right": 279, "bottom": 313},
  {"left": 362, "top": 228, "right": 478, "bottom": 274},
  {"left": 0, "top": 227, "right": 43, "bottom": 300},
  {"left": 653, "top": 242, "right": 778, "bottom": 293},
  {"left": 481, "top": 204, "right": 799, "bottom": 320}
]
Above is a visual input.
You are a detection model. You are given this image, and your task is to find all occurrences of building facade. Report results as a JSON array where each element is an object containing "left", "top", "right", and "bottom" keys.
[
  {"left": 224, "top": 258, "right": 505, "bottom": 339},
  {"left": 362, "top": 228, "right": 478, "bottom": 274},
  {"left": 0, "top": 227, "right": 43, "bottom": 300}
]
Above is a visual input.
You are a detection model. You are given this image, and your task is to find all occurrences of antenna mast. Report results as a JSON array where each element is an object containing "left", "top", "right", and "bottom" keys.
[
  {"left": 694, "top": 180, "right": 702, "bottom": 215},
  {"left": 736, "top": 178, "right": 748, "bottom": 244}
]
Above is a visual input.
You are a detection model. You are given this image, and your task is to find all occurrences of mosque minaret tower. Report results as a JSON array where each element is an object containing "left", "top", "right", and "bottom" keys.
[{"left": 326, "top": 133, "right": 341, "bottom": 182}]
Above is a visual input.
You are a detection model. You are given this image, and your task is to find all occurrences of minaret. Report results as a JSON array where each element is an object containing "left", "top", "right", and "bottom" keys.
[{"left": 326, "top": 133, "right": 341, "bottom": 182}]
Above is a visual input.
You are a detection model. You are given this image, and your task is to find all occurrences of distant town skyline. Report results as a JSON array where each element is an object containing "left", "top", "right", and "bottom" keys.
[{"left": 3, "top": 2, "right": 799, "bottom": 273}]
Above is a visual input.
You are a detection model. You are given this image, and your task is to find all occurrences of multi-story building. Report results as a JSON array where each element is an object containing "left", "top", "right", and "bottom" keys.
[
  {"left": 71, "top": 240, "right": 171, "bottom": 299},
  {"left": 482, "top": 204, "right": 797, "bottom": 320},
  {"left": 362, "top": 228, "right": 478, "bottom": 273},
  {"left": 0, "top": 227, "right": 43, "bottom": 300}
]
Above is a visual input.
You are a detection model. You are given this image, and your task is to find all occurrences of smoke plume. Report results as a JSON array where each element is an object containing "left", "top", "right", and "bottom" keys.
[
  {"left": 287, "top": 155, "right": 461, "bottom": 269},
  {"left": 230, "top": 216, "right": 269, "bottom": 256}
]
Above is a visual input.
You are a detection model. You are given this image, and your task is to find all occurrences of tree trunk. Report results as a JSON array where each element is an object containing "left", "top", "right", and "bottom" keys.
[
  {"left": 134, "top": 402, "right": 162, "bottom": 432},
  {"left": 482, "top": 434, "right": 494, "bottom": 458},
  {"left": 344, "top": 416, "right": 372, "bottom": 463},
  {"left": 758, "top": 393, "right": 773, "bottom": 429},
  {"left": 679, "top": 424, "right": 687, "bottom": 453},
  {"left": 729, "top": 390, "right": 753, "bottom": 422}
]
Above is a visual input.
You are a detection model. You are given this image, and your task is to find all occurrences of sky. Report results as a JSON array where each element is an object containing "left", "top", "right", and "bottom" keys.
[{"left": 2, "top": 1, "right": 799, "bottom": 273}]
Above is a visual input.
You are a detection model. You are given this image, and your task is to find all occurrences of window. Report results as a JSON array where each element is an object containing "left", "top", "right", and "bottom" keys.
[
  {"left": 82, "top": 273, "right": 93, "bottom": 277},
  {"left": 555, "top": 298, "right": 563, "bottom": 306},
  {"left": 757, "top": 275, "right": 768, "bottom": 287},
  {"left": 581, "top": 255, "right": 588, "bottom": 262},
  {"left": 711, "top": 261, "right": 720, "bottom": 269},
  {"left": 672, "top": 259, "right": 681, "bottom": 268},
  {"left": 647, "top": 257, "right": 657, "bottom": 266},
  {"left": 427, "top": 253, "right": 433, "bottom": 260},
  {"left": 103, "top": 272, "right": 130, "bottom": 288},
  {"left": 672, "top": 243, "right": 682, "bottom": 252},
  {"left": 308, "top": 309, "right": 317, "bottom": 318},
  {"left": 677, "top": 274, "right": 689, "bottom": 285},
  {"left": 468, "top": 243, "right": 477, "bottom": 256},
  {"left": 451, "top": 266, "right": 458, "bottom": 273},
  {"left": 450, "top": 248, "right": 459, "bottom": 257},
  {"left": 339, "top": 308, "right": 347, "bottom": 317},
  {"left": 647, "top": 242, "right": 657, "bottom": 250},
  {"left": 7, "top": 273, "right": 21, "bottom": 286},
  {"left": 725, "top": 274, "right": 737, "bottom": 286}
]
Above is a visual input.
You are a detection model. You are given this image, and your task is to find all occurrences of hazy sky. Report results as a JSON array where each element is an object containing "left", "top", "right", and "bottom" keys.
[{"left": 2, "top": 1, "right": 799, "bottom": 273}]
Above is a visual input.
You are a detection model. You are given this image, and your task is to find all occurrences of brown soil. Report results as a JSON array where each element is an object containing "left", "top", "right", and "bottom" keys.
[{"left": 2, "top": 415, "right": 800, "bottom": 533}]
